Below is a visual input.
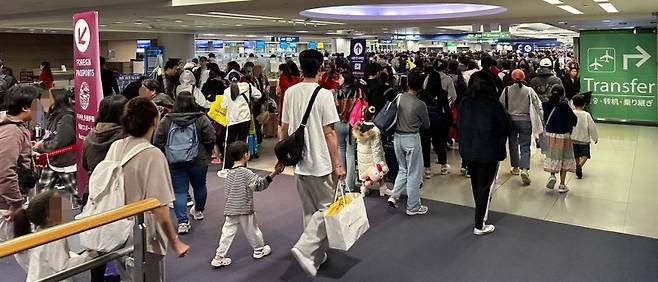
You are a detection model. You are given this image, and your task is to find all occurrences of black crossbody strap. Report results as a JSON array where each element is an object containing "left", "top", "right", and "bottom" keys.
[
  {"left": 504, "top": 87, "right": 509, "bottom": 111},
  {"left": 301, "top": 86, "right": 322, "bottom": 127}
]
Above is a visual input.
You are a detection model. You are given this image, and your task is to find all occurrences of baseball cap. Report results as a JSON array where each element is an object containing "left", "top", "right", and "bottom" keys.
[
  {"left": 511, "top": 69, "right": 526, "bottom": 81},
  {"left": 540, "top": 58, "right": 552, "bottom": 68}
]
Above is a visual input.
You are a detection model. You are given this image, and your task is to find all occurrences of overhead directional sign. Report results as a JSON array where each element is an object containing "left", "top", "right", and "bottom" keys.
[
  {"left": 579, "top": 30, "right": 657, "bottom": 124},
  {"left": 623, "top": 45, "right": 651, "bottom": 70}
]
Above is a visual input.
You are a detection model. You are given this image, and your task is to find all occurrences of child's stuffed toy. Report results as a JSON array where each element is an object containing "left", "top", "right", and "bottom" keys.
[{"left": 364, "top": 161, "right": 389, "bottom": 187}]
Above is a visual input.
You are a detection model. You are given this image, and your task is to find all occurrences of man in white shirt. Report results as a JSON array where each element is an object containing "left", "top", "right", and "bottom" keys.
[{"left": 281, "top": 49, "right": 345, "bottom": 276}]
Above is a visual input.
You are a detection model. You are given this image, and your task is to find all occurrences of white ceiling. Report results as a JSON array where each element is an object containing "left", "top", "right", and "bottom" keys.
[{"left": 0, "top": 0, "right": 655, "bottom": 37}]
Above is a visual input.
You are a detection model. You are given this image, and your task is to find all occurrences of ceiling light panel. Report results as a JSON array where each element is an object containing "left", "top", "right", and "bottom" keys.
[
  {"left": 209, "top": 12, "right": 282, "bottom": 20},
  {"left": 543, "top": 0, "right": 563, "bottom": 4},
  {"left": 172, "top": 0, "right": 249, "bottom": 6},
  {"left": 557, "top": 5, "right": 584, "bottom": 14},
  {"left": 186, "top": 13, "right": 261, "bottom": 21},
  {"left": 598, "top": 3, "right": 619, "bottom": 13}
]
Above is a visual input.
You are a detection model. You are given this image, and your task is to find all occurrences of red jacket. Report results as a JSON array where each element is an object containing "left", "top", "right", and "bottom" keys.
[
  {"left": 39, "top": 71, "right": 54, "bottom": 89},
  {"left": 277, "top": 75, "right": 301, "bottom": 124}
]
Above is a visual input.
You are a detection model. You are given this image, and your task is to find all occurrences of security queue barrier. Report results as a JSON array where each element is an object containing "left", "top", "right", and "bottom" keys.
[{"left": 0, "top": 198, "right": 161, "bottom": 282}]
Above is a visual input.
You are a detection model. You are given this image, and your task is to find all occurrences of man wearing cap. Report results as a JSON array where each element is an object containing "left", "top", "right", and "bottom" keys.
[
  {"left": 530, "top": 58, "right": 563, "bottom": 102},
  {"left": 500, "top": 69, "right": 544, "bottom": 185}
]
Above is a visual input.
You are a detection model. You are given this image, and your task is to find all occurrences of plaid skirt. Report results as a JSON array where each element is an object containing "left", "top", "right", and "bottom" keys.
[
  {"left": 543, "top": 132, "right": 577, "bottom": 173},
  {"left": 38, "top": 166, "right": 77, "bottom": 193}
]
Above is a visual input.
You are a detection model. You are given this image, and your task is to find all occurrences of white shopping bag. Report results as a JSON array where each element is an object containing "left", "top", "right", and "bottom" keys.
[{"left": 324, "top": 182, "right": 370, "bottom": 251}]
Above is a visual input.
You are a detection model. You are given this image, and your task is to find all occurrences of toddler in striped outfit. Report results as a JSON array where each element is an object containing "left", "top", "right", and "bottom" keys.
[{"left": 211, "top": 141, "right": 285, "bottom": 268}]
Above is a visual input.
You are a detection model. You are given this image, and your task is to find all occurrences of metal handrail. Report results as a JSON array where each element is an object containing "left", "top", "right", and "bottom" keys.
[
  {"left": 0, "top": 198, "right": 160, "bottom": 257},
  {"left": 39, "top": 246, "right": 134, "bottom": 282}
]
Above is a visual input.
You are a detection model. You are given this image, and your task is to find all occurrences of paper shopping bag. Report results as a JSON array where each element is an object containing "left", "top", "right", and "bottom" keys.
[{"left": 324, "top": 192, "right": 370, "bottom": 251}]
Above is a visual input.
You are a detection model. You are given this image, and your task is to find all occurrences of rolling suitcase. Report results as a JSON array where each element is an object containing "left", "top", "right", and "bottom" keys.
[{"left": 247, "top": 134, "right": 259, "bottom": 158}]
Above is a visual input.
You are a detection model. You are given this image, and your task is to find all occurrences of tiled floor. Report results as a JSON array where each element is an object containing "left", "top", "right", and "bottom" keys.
[{"left": 249, "top": 123, "right": 658, "bottom": 239}]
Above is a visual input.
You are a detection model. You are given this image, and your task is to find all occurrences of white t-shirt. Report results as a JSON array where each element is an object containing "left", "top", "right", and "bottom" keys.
[{"left": 282, "top": 82, "right": 340, "bottom": 176}]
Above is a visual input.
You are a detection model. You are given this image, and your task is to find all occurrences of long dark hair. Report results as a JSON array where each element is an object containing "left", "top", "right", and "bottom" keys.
[
  {"left": 49, "top": 89, "right": 73, "bottom": 113},
  {"left": 466, "top": 71, "right": 498, "bottom": 98},
  {"left": 279, "top": 64, "right": 293, "bottom": 80},
  {"left": 287, "top": 62, "right": 301, "bottom": 77},
  {"left": 41, "top": 61, "right": 53, "bottom": 80},
  {"left": 97, "top": 95, "right": 128, "bottom": 125},
  {"left": 14, "top": 190, "right": 59, "bottom": 238},
  {"left": 173, "top": 91, "right": 198, "bottom": 113}
]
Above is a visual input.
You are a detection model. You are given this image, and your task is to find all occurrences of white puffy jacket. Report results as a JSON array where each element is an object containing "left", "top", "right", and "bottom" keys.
[
  {"left": 353, "top": 122, "right": 385, "bottom": 179},
  {"left": 176, "top": 70, "right": 211, "bottom": 109}
]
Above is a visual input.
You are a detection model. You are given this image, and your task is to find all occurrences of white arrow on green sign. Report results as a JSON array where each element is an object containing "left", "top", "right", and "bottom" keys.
[{"left": 623, "top": 45, "right": 651, "bottom": 70}]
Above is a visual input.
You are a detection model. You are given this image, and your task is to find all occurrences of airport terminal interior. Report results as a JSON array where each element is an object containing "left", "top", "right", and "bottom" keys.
[{"left": 1, "top": 0, "right": 658, "bottom": 281}]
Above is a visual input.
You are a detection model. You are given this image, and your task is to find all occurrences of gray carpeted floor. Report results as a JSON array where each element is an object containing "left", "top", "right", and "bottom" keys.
[{"left": 2, "top": 170, "right": 658, "bottom": 282}]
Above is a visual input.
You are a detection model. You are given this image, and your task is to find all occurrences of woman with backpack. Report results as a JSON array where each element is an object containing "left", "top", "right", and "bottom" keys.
[
  {"left": 176, "top": 70, "right": 211, "bottom": 109},
  {"left": 221, "top": 71, "right": 262, "bottom": 170},
  {"left": 334, "top": 71, "right": 358, "bottom": 191},
  {"left": 34, "top": 91, "right": 76, "bottom": 195},
  {"left": 118, "top": 97, "right": 189, "bottom": 281},
  {"left": 81, "top": 95, "right": 128, "bottom": 282},
  {"left": 154, "top": 91, "right": 216, "bottom": 234},
  {"left": 500, "top": 69, "right": 544, "bottom": 186}
]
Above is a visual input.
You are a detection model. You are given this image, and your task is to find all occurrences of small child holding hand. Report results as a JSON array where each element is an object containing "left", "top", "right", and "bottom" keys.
[{"left": 211, "top": 141, "right": 285, "bottom": 268}]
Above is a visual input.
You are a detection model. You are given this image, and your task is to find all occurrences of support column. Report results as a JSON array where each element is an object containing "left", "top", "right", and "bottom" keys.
[{"left": 157, "top": 33, "right": 195, "bottom": 61}]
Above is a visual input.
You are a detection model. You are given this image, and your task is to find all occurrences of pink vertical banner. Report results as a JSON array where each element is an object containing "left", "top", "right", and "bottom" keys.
[{"left": 72, "top": 11, "right": 101, "bottom": 195}]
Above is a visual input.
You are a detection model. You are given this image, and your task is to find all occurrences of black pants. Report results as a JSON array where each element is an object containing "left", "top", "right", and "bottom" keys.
[
  {"left": 224, "top": 121, "right": 250, "bottom": 169},
  {"left": 90, "top": 264, "right": 106, "bottom": 282},
  {"left": 420, "top": 119, "right": 449, "bottom": 167},
  {"left": 467, "top": 161, "right": 499, "bottom": 229}
]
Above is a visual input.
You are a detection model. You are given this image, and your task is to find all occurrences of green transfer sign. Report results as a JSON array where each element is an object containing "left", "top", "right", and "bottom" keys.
[{"left": 579, "top": 30, "right": 657, "bottom": 123}]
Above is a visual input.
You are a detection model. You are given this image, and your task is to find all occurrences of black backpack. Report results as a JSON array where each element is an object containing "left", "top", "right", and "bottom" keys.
[{"left": 274, "top": 86, "right": 321, "bottom": 166}]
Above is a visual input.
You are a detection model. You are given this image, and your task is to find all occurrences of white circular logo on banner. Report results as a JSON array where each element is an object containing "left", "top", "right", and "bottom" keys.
[
  {"left": 79, "top": 82, "right": 91, "bottom": 110},
  {"left": 74, "top": 18, "right": 91, "bottom": 53},
  {"left": 353, "top": 43, "right": 364, "bottom": 56},
  {"left": 524, "top": 44, "right": 533, "bottom": 53}
]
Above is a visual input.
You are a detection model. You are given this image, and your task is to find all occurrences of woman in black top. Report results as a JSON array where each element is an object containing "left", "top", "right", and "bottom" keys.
[
  {"left": 561, "top": 67, "right": 581, "bottom": 100},
  {"left": 458, "top": 70, "right": 511, "bottom": 236}
]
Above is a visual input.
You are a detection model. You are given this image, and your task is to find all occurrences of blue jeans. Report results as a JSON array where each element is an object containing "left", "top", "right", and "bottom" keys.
[
  {"left": 392, "top": 133, "right": 423, "bottom": 212},
  {"left": 170, "top": 165, "right": 209, "bottom": 224},
  {"left": 509, "top": 120, "right": 532, "bottom": 169},
  {"left": 335, "top": 121, "right": 356, "bottom": 192}
]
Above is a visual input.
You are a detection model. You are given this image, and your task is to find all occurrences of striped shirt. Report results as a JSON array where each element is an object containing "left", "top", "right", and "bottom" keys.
[{"left": 224, "top": 167, "right": 272, "bottom": 216}]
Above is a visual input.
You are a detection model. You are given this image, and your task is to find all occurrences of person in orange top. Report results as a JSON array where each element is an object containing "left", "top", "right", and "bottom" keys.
[{"left": 39, "top": 62, "right": 54, "bottom": 89}]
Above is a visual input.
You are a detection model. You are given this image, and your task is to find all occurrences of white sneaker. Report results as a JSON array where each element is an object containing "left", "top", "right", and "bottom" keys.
[
  {"left": 440, "top": 165, "right": 449, "bottom": 175},
  {"left": 177, "top": 223, "right": 191, "bottom": 235},
  {"left": 424, "top": 168, "right": 432, "bottom": 179},
  {"left": 168, "top": 203, "right": 174, "bottom": 209},
  {"left": 253, "top": 245, "right": 272, "bottom": 259},
  {"left": 474, "top": 224, "right": 496, "bottom": 236},
  {"left": 387, "top": 197, "right": 398, "bottom": 208},
  {"left": 558, "top": 184, "right": 569, "bottom": 193},
  {"left": 190, "top": 206, "right": 204, "bottom": 220},
  {"left": 379, "top": 185, "right": 392, "bottom": 197},
  {"left": 546, "top": 175, "right": 557, "bottom": 190},
  {"left": 520, "top": 170, "right": 531, "bottom": 185},
  {"left": 291, "top": 247, "right": 318, "bottom": 276},
  {"left": 510, "top": 167, "right": 520, "bottom": 175},
  {"left": 460, "top": 167, "right": 468, "bottom": 176},
  {"left": 406, "top": 205, "right": 429, "bottom": 216},
  {"left": 210, "top": 256, "right": 232, "bottom": 268},
  {"left": 187, "top": 200, "right": 195, "bottom": 207}
]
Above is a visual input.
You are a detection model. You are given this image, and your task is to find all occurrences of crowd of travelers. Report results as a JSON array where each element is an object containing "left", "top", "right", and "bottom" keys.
[{"left": 0, "top": 47, "right": 599, "bottom": 280}]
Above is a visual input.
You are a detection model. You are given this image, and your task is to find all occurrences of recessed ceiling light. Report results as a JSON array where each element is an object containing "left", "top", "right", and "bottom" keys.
[
  {"left": 182, "top": 25, "right": 189, "bottom": 27},
  {"left": 598, "top": 3, "right": 619, "bottom": 13},
  {"left": 543, "top": 0, "right": 563, "bottom": 4},
  {"left": 570, "top": 25, "right": 577, "bottom": 28},
  {"left": 175, "top": 20, "right": 184, "bottom": 23},
  {"left": 557, "top": 5, "right": 584, "bottom": 14},
  {"left": 114, "top": 22, "right": 124, "bottom": 24},
  {"left": 99, "top": 24, "right": 107, "bottom": 27},
  {"left": 235, "top": 24, "right": 243, "bottom": 27},
  {"left": 593, "top": 0, "right": 608, "bottom": 2},
  {"left": 602, "top": 19, "right": 611, "bottom": 22},
  {"left": 134, "top": 22, "right": 144, "bottom": 25}
]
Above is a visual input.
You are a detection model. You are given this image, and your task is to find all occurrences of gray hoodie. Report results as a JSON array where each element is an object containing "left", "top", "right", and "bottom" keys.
[
  {"left": 82, "top": 123, "right": 126, "bottom": 173},
  {"left": 153, "top": 112, "right": 216, "bottom": 168}
]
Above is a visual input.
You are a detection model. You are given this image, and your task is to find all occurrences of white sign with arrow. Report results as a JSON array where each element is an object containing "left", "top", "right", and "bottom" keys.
[{"left": 623, "top": 45, "right": 651, "bottom": 70}]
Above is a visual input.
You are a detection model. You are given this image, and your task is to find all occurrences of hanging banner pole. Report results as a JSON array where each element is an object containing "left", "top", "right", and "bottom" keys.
[{"left": 72, "top": 11, "right": 102, "bottom": 195}]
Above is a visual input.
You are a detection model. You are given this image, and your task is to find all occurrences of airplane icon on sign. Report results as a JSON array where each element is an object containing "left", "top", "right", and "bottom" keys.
[
  {"left": 599, "top": 50, "right": 614, "bottom": 63},
  {"left": 589, "top": 58, "right": 603, "bottom": 71}
]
